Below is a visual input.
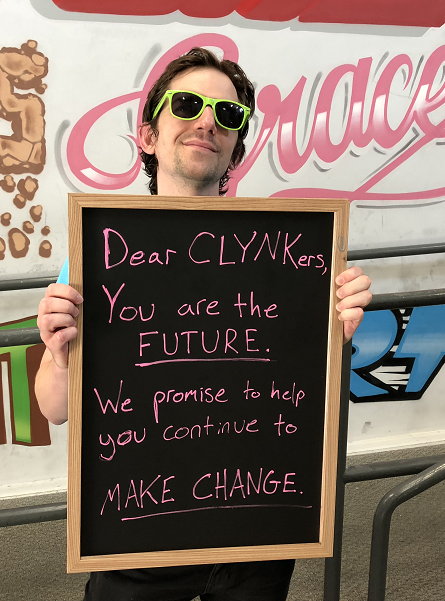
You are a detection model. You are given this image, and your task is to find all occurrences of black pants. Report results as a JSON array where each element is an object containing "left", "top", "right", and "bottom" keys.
[{"left": 84, "top": 560, "right": 295, "bottom": 601}]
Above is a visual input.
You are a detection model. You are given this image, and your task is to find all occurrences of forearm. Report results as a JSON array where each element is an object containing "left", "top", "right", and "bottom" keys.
[{"left": 35, "top": 352, "right": 69, "bottom": 425}]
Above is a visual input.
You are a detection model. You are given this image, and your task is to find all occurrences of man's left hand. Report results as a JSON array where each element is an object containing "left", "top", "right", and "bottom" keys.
[{"left": 335, "top": 266, "right": 372, "bottom": 344}]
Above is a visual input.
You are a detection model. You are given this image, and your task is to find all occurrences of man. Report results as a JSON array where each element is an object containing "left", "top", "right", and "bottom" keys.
[{"left": 36, "top": 47, "right": 371, "bottom": 601}]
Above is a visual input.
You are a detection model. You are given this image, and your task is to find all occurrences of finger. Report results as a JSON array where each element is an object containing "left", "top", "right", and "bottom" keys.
[
  {"left": 336, "top": 275, "right": 372, "bottom": 300},
  {"left": 39, "top": 296, "right": 80, "bottom": 319},
  {"left": 343, "top": 319, "right": 362, "bottom": 344},
  {"left": 335, "top": 265, "right": 364, "bottom": 286},
  {"left": 337, "top": 307, "right": 364, "bottom": 323},
  {"left": 49, "top": 326, "right": 79, "bottom": 369},
  {"left": 45, "top": 325, "right": 78, "bottom": 356},
  {"left": 50, "top": 325, "right": 78, "bottom": 347},
  {"left": 336, "top": 290, "right": 372, "bottom": 313},
  {"left": 39, "top": 312, "right": 77, "bottom": 336},
  {"left": 40, "top": 323, "right": 77, "bottom": 350},
  {"left": 45, "top": 283, "right": 83, "bottom": 304}
]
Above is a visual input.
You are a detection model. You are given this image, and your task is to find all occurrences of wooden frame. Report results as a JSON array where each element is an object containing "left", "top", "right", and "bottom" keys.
[{"left": 67, "top": 194, "right": 349, "bottom": 573}]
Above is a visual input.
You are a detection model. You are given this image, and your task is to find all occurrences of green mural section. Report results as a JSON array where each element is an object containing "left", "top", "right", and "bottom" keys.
[{"left": 0, "top": 318, "right": 38, "bottom": 444}]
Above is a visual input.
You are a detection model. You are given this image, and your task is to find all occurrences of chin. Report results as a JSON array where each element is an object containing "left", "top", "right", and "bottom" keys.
[{"left": 186, "top": 167, "right": 223, "bottom": 185}]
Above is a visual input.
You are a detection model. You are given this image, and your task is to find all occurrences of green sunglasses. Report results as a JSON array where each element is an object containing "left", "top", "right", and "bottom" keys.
[{"left": 152, "top": 90, "right": 251, "bottom": 131}]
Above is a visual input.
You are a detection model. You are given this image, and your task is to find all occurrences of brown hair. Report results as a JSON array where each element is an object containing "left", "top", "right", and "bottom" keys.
[{"left": 139, "top": 47, "right": 255, "bottom": 195}]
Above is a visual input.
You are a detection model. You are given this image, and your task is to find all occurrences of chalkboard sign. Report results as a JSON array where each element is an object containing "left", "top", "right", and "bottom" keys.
[{"left": 67, "top": 195, "right": 349, "bottom": 573}]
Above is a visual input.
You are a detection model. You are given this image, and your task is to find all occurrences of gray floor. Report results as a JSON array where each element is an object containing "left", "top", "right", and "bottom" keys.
[{"left": 1, "top": 444, "right": 444, "bottom": 601}]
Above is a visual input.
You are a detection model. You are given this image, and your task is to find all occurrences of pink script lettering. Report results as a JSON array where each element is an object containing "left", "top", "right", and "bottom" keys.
[{"left": 66, "top": 35, "right": 445, "bottom": 202}]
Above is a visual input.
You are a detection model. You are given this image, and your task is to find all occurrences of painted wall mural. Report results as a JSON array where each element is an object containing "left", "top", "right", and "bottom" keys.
[
  {"left": 352, "top": 306, "right": 445, "bottom": 402},
  {"left": 0, "top": 40, "right": 51, "bottom": 261},
  {"left": 0, "top": 0, "right": 444, "bottom": 494},
  {"left": 63, "top": 34, "right": 445, "bottom": 406},
  {"left": 0, "top": 317, "right": 49, "bottom": 446},
  {"left": 65, "top": 36, "right": 445, "bottom": 203}
]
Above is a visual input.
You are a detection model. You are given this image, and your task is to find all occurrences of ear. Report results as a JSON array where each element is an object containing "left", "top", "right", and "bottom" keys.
[{"left": 138, "top": 123, "right": 156, "bottom": 155}]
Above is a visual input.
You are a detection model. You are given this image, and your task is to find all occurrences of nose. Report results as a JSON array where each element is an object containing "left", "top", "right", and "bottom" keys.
[{"left": 194, "top": 105, "right": 217, "bottom": 134}]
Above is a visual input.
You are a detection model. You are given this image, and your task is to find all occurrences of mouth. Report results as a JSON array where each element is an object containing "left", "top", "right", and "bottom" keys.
[{"left": 183, "top": 140, "right": 217, "bottom": 153}]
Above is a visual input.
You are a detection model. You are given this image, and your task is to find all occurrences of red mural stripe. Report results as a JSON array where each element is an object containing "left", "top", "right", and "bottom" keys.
[
  {"left": 53, "top": 0, "right": 179, "bottom": 16},
  {"left": 180, "top": 1, "right": 240, "bottom": 20},
  {"left": 53, "top": 0, "right": 241, "bottom": 17},
  {"left": 238, "top": 0, "right": 314, "bottom": 22},
  {"left": 53, "top": 0, "right": 311, "bottom": 19},
  {"left": 52, "top": 0, "right": 445, "bottom": 26},
  {"left": 299, "top": 0, "right": 445, "bottom": 28}
]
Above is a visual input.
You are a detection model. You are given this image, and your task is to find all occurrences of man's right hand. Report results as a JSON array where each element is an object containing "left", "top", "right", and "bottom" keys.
[
  {"left": 35, "top": 283, "right": 84, "bottom": 424},
  {"left": 37, "top": 283, "right": 83, "bottom": 369}
]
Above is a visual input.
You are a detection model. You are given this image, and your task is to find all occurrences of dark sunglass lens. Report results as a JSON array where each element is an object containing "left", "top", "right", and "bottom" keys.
[
  {"left": 171, "top": 92, "right": 203, "bottom": 119},
  {"left": 216, "top": 102, "right": 245, "bottom": 129}
]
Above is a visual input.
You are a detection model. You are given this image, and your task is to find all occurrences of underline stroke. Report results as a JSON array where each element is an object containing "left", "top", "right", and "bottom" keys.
[
  {"left": 121, "top": 503, "right": 313, "bottom": 521},
  {"left": 135, "top": 358, "right": 273, "bottom": 367}
]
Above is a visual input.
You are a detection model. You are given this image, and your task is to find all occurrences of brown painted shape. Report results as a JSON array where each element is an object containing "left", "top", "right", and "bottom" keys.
[
  {"left": 8, "top": 227, "right": 30, "bottom": 257},
  {"left": 22, "top": 220, "right": 34, "bottom": 234},
  {"left": 17, "top": 176, "right": 38, "bottom": 200},
  {"left": 13, "top": 194, "right": 26, "bottom": 208},
  {"left": 0, "top": 175, "right": 15, "bottom": 192},
  {"left": 0, "top": 41, "right": 48, "bottom": 176},
  {"left": 39, "top": 239, "right": 52, "bottom": 257},
  {"left": 1, "top": 212, "right": 11, "bottom": 226},
  {"left": 30, "top": 205, "right": 42, "bottom": 222}
]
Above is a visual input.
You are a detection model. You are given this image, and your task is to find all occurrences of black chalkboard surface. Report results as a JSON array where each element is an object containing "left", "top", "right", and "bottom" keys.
[{"left": 67, "top": 195, "right": 349, "bottom": 572}]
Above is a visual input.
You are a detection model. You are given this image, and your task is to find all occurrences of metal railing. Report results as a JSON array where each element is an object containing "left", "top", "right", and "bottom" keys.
[
  {"left": 1, "top": 241, "right": 444, "bottom": 601},
  {"left": 1, "top": 290, "right": 444, "bottom": 348},
  {"left": 0, "top": 275, "right": 57, "bottom": 292},
  {"left": 0, "top": 503, "right": 66, "bottom": 527},
  {"left": 367, "top": 458, "right": 445, "bottom": 601},
  {"left": 326, "top": 241, "right": 445, "bottom": 601},
  {"left": 347, "top": 241, "right": 445, "bottom": 261}
]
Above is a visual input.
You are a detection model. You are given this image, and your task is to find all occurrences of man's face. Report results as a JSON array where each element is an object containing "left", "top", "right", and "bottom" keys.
[{"left": 139, "top": 67, "right": 239, "bottom": 195}]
